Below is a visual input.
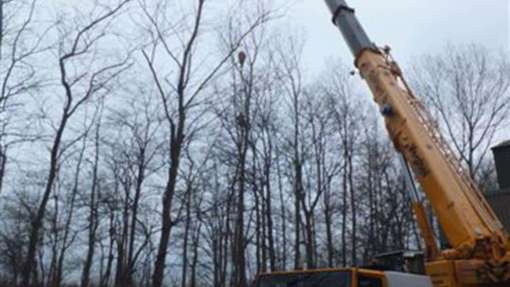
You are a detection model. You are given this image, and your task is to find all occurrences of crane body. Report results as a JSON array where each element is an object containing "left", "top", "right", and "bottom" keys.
[{"left": 254, "top": 1, "right": 510, "bottom": 286}]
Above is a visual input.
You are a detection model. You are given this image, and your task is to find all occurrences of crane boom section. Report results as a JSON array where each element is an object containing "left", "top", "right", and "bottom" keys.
[
  {"left": 324, "top": 0, "right": 510, "bottom": 280},
  {"left": 355, "top": 49, "right": 507, "bottom": 256}
]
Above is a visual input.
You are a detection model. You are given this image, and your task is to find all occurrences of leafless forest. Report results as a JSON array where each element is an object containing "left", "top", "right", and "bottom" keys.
[{"left": 1, "top": 0, "right": 509, "bottom": 286}]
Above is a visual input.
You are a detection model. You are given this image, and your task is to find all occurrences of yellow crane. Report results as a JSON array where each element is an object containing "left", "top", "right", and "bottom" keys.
[{"left": 254, "top": 1, "right": 510, "bottom": 286}]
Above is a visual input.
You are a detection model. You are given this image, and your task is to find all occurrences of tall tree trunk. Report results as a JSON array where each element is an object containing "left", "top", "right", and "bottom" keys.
[
  {"left": 48, "top": 194, "right": 60, "bottom": 287},
  {"left": 115, "top": 181, "right": 130, "bottom": 287},
  {"left": 81, "top": 122, "right": 101, "bottom": 287},
  {"left": 152, "top": 131, "right": 183, "bottom": 287},
  {"left": 181, "top": 185, "right": 192, "bottom": 287},
  {"left": 126, "top": 157, "right": 146, "bottom": 287},
  {"left": 233, "top": 121, "right": 248, "bottom": 287},
  {"left": 341, "top": 156, "right": 348, "bottom": 266},
  {"left": 303, "top": 210, "right": 315, "bottom": 269},
  {"left": 151, "top": 1, "right": 205, "bottom": 284},
  {"left": 324, "top": 185, "right": 334, "bottom": 267},
  {"left": 190, "top": 224, "right": 201, "bottom": 287},
  {"left": 276, "top": 154, "right": 287, "bottom": 269},
  {"left": 264, "top": 152, "right": 276, "bottom": 271},
  {"left": 22, "top": 111, "right": 69, "bottom": 286},
  {"left": 101, "top": 212, "right": 116, "bottom": 287},
  {"left": 0, "top": 146, "right": 7, "bottom": 194},
  {"left": 293, "top": 160, "right": 303, "bottom": 270},
  {"left": 55, "top": 138, "right": 86, "bottom": 287},
  {"left": 348, "top": 153, "right": 357, "bottom": 265},
  {"left": 254, "top": 183, "right": 261, "bottom": 273}
]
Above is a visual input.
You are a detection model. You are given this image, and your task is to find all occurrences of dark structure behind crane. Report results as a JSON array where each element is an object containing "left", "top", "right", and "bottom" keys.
[{"left": 486, "top": 140, "right": 510, "bottom": 231}]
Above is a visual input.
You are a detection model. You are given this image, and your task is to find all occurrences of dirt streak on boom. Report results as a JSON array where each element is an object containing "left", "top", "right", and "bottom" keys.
[{"left": 324, "top": 0, "right": 510, "bottom": 284}]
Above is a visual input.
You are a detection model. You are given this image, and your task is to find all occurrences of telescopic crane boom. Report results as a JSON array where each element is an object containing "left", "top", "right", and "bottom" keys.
[{"left": 324, "top": 0, "right": 510, "bottom": 286}]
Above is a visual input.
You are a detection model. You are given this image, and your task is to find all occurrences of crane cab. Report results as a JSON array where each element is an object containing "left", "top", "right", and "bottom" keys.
[{"left": 253, "top": 268, "right": 433, "bottom": 287}]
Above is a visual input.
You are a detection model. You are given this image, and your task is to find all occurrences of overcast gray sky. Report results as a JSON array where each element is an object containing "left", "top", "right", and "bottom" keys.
[{"left": 281, "top": 0, "right": 509, "bottom": 72}]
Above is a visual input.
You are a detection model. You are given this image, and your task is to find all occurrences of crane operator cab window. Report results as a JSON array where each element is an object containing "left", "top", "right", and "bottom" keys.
[
  {"left": 357, "top": 275, "right": 383, "bottom": 287},
  {"left": 256, "top": 271, "right": 352, "bottom": 287}
]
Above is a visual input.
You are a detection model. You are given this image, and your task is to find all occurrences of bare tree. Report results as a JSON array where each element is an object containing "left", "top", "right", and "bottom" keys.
[
  {"left": 99, "top": 94, "right": 163, "bottom": 287},
  {"left": 274, "top": 33, "right": 306, "bottom": 270},
  {"left": 21, "top": 1, "right": 131, "bottom": 285},
  {"left": 48, "top": 124, "right": 92, "bottom": 287},
  {"left": 0, "top": 0, "right": 47, "bottom": 194},
  {"left": 253, "top": 66, "right": 280, "bottom": 272},
  {"left": 139, "top": 1, "right": 270, "bottom": 285},
  {"left": 412, "top": 45, "right": 510, "bottom": 181},
  {"left": 207, "top": 47, "right": 255, "bottom": 287},
  {"left": 201, "top": 159, "right": 234, "bottom": 287},
  {"left": 81, "top": 111, "right": 103, "bottom": 287},
  {"left": 325, "top": 61, "right": 365, "bottom": 266}
]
